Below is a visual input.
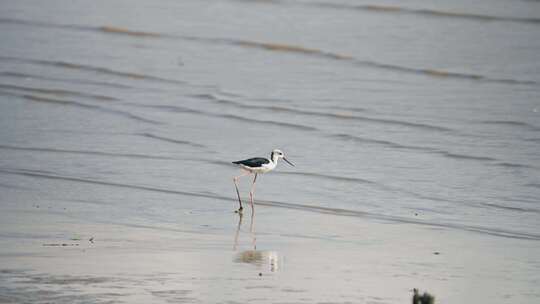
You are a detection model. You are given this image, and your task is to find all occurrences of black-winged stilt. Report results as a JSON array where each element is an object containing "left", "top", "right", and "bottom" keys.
[{"left": 232, "top": 149, "right": 294, "bottom": 212}]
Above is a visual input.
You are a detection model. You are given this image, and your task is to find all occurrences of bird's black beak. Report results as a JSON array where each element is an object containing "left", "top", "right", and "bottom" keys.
[{"left": 283, "top": 157, "right": 295, "bottom": 167}]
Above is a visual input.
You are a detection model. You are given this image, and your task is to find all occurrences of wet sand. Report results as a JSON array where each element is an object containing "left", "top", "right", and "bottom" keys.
[{"left": 1, "top": 173, "right": 539, "bottom": 303}]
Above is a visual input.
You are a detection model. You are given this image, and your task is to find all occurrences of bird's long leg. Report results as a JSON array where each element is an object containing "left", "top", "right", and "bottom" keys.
[
  {"left": 233, "top": 170, "right": 250, "bottom": 213},
  {"left": 249, "top": 173, "right": 258, "bottom": 212}
]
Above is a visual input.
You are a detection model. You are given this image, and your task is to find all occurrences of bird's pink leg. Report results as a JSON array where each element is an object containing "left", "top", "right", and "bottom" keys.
[
  {"left": 249, "top": 173, "right": 258, "bottom": 212},
  {"left": 233, "top": 170, "right": 250, "bottom": 212}
]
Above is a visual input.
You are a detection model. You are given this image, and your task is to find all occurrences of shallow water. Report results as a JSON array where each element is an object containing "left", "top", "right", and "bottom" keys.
[{"left": 1, "top": 0, "right": 540, "bottom": 303}]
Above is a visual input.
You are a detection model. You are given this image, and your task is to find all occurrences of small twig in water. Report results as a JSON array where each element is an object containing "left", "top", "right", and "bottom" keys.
[{"left": 42, "top": 243, "right": 79, "bottom": 247}]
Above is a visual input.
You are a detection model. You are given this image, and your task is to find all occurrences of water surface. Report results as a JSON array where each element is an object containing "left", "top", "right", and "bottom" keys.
[{"left": 1, "top": 0, "right": 539, "bottom": 303}]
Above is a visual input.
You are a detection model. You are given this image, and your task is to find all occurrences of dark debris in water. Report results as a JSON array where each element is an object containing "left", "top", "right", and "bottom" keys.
[
  {"left": 42, "top": 243, "right": 79, "bottom": 247},
  {"left": 413, "top": 288, "right": 435, "bottom": 304}
]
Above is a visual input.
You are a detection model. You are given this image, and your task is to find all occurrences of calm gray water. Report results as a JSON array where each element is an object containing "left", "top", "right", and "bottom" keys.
[{"left": 1, "top": 0, "right": 540, "bottom": 302}]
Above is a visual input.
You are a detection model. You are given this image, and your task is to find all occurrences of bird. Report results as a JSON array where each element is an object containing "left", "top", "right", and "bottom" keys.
[{"left": 232, "top": 149, "right": 294, "bottom": 213}]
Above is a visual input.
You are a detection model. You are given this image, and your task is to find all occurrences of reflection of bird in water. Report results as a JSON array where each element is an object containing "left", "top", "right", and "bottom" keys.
[
  {"left": 236, "top": 250, "right": 280, "bottom": 272},
  {"left": 232, "top": 149, "right": 294, "bottom": 213},
  {"left": 232, "top": 212, "right": 246, "bottom": 251},
  {"left": 233, "top": 211, "right": 281, "bottom": 272},
  {"left": 233, "top": 211, "right": 256, "bottom": 251}
]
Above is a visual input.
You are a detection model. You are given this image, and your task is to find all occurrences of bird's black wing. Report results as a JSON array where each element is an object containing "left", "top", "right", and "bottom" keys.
[{"left": 232, "top": 157, "right": 269, "bottom": 167}]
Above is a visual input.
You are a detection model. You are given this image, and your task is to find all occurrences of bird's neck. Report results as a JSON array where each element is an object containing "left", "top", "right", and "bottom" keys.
[{"left": 270, "top": 152, "right": 279, "bottom": 164}]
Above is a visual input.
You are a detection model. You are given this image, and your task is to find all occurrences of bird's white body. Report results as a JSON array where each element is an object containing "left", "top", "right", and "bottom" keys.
[{"left": 239, "top": 157, "right": 277, "bottom": 174}]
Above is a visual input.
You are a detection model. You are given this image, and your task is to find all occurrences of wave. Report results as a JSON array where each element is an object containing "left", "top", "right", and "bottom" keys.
[
  {"left": 232, "top": 40, "right": 353, "bottom": 60},
  {"left": 192, "top": 93, "right": 453, "bottom": 132},
  {"left": 311, "top": 3, "right": 540, "bottom": 25},
  {"left": 252, "top": 198, "right": 540, "bottom": 241},
  {"left": 440, "top": 152, "right": 497, "bottom": 162},
  {"left": 189, "top": 125, "right": 527, "bottom": 171},
  {"left": 525, "top": 138, "right": 540, "bottom": 143},
  {"left": 341, "top": 115, "right": 453, "bottom": 132},
  {"left": 200, "top": 158, "right": 455, "bottom": 206},
  {"left": 0, "top": 55, "right": 185, "bottom": 85},
  {"left": 0, "top": 17, "right": 536, "bottom": 87},
  {"left": 61, "top": 198, "right": 113, "bottom": 207},
  {"left": 280, "top": 169, "right": 540, "bottom": 214},
  {"left": 0, "top": 90, "right": 161, "bottom": 125},
  {"left": 481, "top": 202, "right": 540, "bottom": 214},
  {"left": 137, "top": 133, "right": 207, "bottom": 148},
  {"left": 0, "top": 71, "right": 136, "bottom": 89},
  {"left": 275, "top": 170, "right": 477, "bottom": 208},
  {"left": 223, "top": 39, "right": 537, "bottom": 85},
  {"left": 190, "top": 158, "right": 525, "bottom": 213},
  {"left": 353, "top": 62, "right": 537, "bottom": 86},
  {"left": 0, "top": 182, "right": 32, "bottom": 191},
  {"left": 219, "top": 113, "right": 318, "bottom": 131},
  {"left": 98, "top": 25, "right": 163, "bottom": 37},
  {"left": 277, "top": 171, "right": 377, "bottom": 185},
  {"left": 481, "top": 120, "right": 540, "bottom": 132},
  {"left": 329, "top": 133, "right": 436, "bottom": 152},
  {"left": 200, "top": 159, "right": 235, "bottom": 168},
  {"left": 0, "top": 83, "right": 118, "bottom": 101},
  {"left": 0, "top": 89, "right": 98, "bottom": 108},
  {"left": 135, "top": 104, "right": 204, "bottom": 114},
  {"left": 336, "top": 134, "right": 533, "bottom": 168},
  {"left": 2, "top": 167, "right": 538, "bottom": 241},
  {"left": 327, "top": 105, "right": 368, "bottom": 113},
  {"left": 495, "top": 162, "right": 536, "bottom": 169},
  {"left": 0, "top": 167, "right": 228, "bottom": 202},
  {"left": 329, "top": 133, "right": 508, "bottom": 164},
  {"left": 0, "top": 145, "right": 177, "bottom": 160},
  {"left": 525, "top": 183, "right": 540, "bottom": 189},
  {"left": 136, "top": 103, "right": 318, "bottom": 131},
  {"left": 137, "top": 99, "right": 536, "bottom": 170}
]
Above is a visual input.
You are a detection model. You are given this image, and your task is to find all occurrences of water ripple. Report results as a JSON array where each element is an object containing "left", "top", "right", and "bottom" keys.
[
  {"left": 0, "top": 71, "right": 136, "bottom": 89},
  {"left": 0, "top": 90, "right": 161, "bottom": 125},
  {"left": 0, "top": 18, "right": 536, "bottom": 86},
  {"left": 136, "top": 103, "right": 318, "bottom": 131},
  {"left": 138, "top": 132, "right": 207, "bottom": 148},
  {"left": 0, "top": 55, "right": 185, "bottom": 85},
  {"left": 0, "top": 83, "right": 118, "bottom": 101},
  {"left": 232, "top": 1, "right": 540, "bottom": 25},
  {"left": 1, "top": 167, "right": 538, "bottom": 241},
  {"left": 192, "top": 93, "right": 453, "bottom": 132},
  {"left": 0, "top": 145, "right": 178, "bottom": 161},
  {"left": 480, "top": 120, "right": 540, "bottom": 132},
  {"left": 329, "top": 133, "right": 536, "bottom": 169},
  {"left": 311, "top": 2, "right": 540, "bottom": 25}
]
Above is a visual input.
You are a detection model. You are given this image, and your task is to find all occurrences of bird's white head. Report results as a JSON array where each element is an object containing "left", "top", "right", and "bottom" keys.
[{"left": 270, "top": 149, "right": 294, "bottom": 167}]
